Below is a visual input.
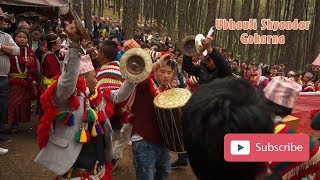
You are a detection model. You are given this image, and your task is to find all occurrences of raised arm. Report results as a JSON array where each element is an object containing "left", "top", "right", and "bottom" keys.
[
  {"left": 207, "top": 48, "right": 232, "bottom": 77},
  {"left": 53, "top": 23, "right": 82, "bottom": 106},
  {"left": 110, "top": 80, "right": 137, "bottom": 104},
  {"left": 152, "top": 54, "right": 171, "bottom": 72},
  {"left": 54, "top": 45, "right": 81, "bottom": 105},
  {"left": 182, "top": 55, "right": 201, "bottom": 77},
  {"left": 201, "top": 37, "right": 232, "bottom": 77}
]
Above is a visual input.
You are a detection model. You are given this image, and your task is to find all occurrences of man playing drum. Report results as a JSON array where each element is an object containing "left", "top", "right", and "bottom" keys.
[
  {"left": 172, "top": 37, "right": 233, "bottom": 168},
  {"left": 129, "top": 53, "right": 174, "bottom": 180}
]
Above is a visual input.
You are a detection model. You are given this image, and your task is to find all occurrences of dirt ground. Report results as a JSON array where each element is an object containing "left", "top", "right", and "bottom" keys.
[{"left": 0, "top": 115, "right": 196, "bottom": 180}]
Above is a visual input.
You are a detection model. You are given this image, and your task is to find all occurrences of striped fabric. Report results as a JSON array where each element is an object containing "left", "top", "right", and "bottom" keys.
[
  {"left": 0, "top": 31, "right": 20, "bottom": 76},
  {"left": 96, "top": 61, "right": 124, "bottom": 91},
  {"left": 264, "top": 76, "right": 302, "bottom": 108},
  {"left": 271, "top": 123, "right": 320, "bottom": 180},
  {"left": 149, "top": 50, "right": 162, "bottom": 61}
]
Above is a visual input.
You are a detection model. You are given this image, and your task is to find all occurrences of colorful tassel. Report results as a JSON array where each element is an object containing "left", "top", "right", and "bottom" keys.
[
  {"left": 67, "top": 168, "right": 72, "bottom": 178},
  {"left": 95, "top": 122, "right": 105, "bottom": 135},
  {"left": 87, "top": 108, "right": 97, "bottom": 122},
  {"left": 67, "top": 114, "right": 74, "bottom": 126},
  {"left": 63, "top": 112, "right": 72, "bottom": 125},
  {"left": 97, "top": 110, "right": 105, "bottom": 123},
  {"left": 82, "top": 109, "right": 88, "bottom": 122},
  {"left": 93, "top": 163, "right": 98, "bottom": 175},
  {"left": 74, "top": 129, "right": 81, "bottom": 142},
  {"left": 91, "top": 122, "right": 98, "bottom": 137},
  {"left": 79, "top": 126, "right": 88, "bottom": 143},
  {"left": 56, "top": 112, "right": 67, "bottom": 121},
  {"left": 85, "top": 130, "right": 91, "bottom": 142}
]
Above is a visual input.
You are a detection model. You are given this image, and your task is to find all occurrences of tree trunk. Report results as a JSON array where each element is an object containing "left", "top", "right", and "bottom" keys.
[
  {"left": 167, "top": 0, "right": 176, "bottom": 36},
  {"left": 271, "top": 0, "right": 280, "bottom": 65},
  {"left": 206, "top": 0, "right": 218, "bottom": 33},
  {"left": 238, "top": 0, "right": 253, "bottom": 61},
  {"left": 83, "top": 0, "right": 92, "bottom": 31},
  {"left": 98, "top": 0, "right": 102, "bottom": 18},
  {"left": 278, "top": 0, "right": 292, "bottom": 66},
  {"left": 178, "top": 0, "right": 187, "bottom": 43},
  {"left": 94, "top": 0, "right": 98, "bottom": 13},
  {"left": 116, "top": 0, "right": 121, "bottom": 19},
  {"left": 258, "top": 0, "right": 271, "bottom": 63},
  {"left": 133, "top": 0, "right": 140, "bottom": 31},
  {"left": 113, "top": 0, "right": 116, "bottom": 15},
  {"left": 123, "top": 0, "right": 139, "bottom": 39},
  {"left": 73, "top": 0, "right": 81, "bottom": 16},
  {"left": 285, "top": 0, "right": 304, "bottom": 71},
  {"left": 247, "top": 0, "right": 259, "bottom": 62},
  {"left": 227, "top": 0, "right": 236, "bottom": 51},
  {"left": 308, "top": 0, "right": 320, "bottom": 64}
]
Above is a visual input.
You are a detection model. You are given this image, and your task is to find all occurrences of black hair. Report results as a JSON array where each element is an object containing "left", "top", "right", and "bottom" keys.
[
  {"left": 176, "top": 51, "right": 183, "bottom": 58},
  {"left": 182, "top": 77, "right": 274, "bottom": 180},
  {"left": 86, "top": 41, "right": 94, "bottom": 47},
  {"left": 13, "top": 29, "right": 29, "bottom": 40},
  {"left": 46, "top": 34, "right": 59, "bottom": 52},
  {"left": 141, "top": 43, "right": 151, "bottom": 49},
  {"left": 264, "top": 99, "right": 292, "bottom": 117},
  {"left": 93, "top": 39, "right": 101, "bottom": 47},
  {"left": 100, "top": 40, "right": 118, "bottom": 61},
  {"left": 30, "top": 25, "right": 42, "bottom": 33},
  {"left": 262, "top": 67, "right": 271, "bottom": 76}
]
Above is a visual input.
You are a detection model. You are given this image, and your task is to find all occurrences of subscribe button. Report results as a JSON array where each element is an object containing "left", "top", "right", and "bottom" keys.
[{"left": 224, "top": 134, "right": 309, "bottom": 162}]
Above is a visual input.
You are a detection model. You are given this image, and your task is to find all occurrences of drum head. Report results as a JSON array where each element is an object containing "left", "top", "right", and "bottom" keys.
[{"left": 154, "top": 88, "right": 192, "bottom": 109}]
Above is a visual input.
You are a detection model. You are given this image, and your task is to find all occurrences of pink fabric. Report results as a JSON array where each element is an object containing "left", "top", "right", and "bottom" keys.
[
  {"left": 292, "top": 93, "right": 320, "bottom": 114},
  {"left": 292, "top": 93, "right": 320, "bottom": 133}
]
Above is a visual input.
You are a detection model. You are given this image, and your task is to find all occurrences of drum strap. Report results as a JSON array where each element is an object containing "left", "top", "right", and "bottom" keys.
[{"left": 126, "top": 88, "right": 137, "bottom": 110}]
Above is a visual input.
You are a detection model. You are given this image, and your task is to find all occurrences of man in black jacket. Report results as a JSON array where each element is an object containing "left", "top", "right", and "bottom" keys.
[
  {"left": 172, "top": 38, "right": 232, "bottom": 169},
  {"left": 182, "top": 38, "right": 232, "bottom": 84}
]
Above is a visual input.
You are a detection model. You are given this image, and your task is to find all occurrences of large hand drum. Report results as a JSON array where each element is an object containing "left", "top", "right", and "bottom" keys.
[{"left": 153, "top": 88, "right": 191, "bottom": 152}]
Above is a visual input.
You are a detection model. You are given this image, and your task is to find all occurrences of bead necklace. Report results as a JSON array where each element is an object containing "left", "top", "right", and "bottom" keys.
[{"left": 15, "top": 47, "right": 28, "bottom": 74}]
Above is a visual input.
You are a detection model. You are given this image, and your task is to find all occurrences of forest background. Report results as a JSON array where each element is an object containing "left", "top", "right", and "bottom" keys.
[{"left": 73, "top": 0, "right": 320, "bottom": 71}]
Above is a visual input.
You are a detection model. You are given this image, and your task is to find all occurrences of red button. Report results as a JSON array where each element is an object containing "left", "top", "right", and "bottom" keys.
[{"left": 224, "top": 133, "right": 309, "bottom": 162}]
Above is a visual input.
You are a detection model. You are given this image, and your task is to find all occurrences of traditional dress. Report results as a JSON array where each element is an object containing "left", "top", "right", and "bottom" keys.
[
  {"left": 8, "top": 47, "right": 39, "bottom": 127},
  {"left": 96, "top": 61, "right": 124, "bottom": 91},
  {"left": 264, "top": 77, "right": 320, "bottom": 180},
  {"left": 96, "top": 61, "right": 124, "bottom": 129},
  {"left": 41, "top": 51, "right": 62, "bottom": 88},
  {"left": 271, "top": 123, "right": 320, "bottom": 180},
  {"left": 35, "top": 45, "right": 136, "bottom": 180},
  {"left": 130, "top": 74, "right": 172, "bottom": 179}
]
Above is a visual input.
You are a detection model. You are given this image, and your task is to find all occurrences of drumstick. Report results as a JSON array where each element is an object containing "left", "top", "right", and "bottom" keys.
[{"left": 206, "top": 26, "right": 215, "bottom": 40}]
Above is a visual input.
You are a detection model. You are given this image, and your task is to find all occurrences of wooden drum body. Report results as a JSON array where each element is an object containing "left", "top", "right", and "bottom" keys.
[{"left": 153, "top": 88, "right": 191, "bottom": 152}]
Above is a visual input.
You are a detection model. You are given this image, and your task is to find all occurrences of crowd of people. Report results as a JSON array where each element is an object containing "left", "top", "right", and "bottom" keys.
[{"left": 0, "top": 6, "right": 320, "bottom": 180}]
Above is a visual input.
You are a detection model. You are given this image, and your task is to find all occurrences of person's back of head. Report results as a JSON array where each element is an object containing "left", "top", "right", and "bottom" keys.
[
  {"left": 182, "top": 77, "right": 273, "bottom": 180},
  {"left": 99, "top": 40, "right": 118, "bottom": 63}
]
